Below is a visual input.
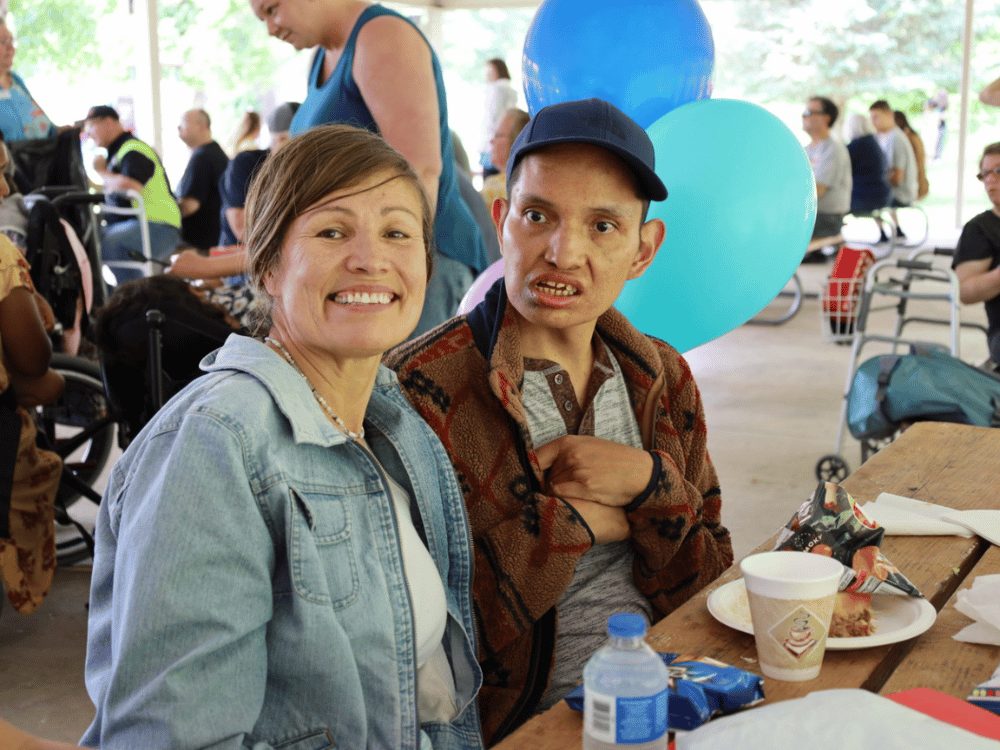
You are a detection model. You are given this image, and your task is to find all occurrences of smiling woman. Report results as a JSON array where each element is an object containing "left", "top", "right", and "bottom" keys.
[{"left": 81, "top": 124, "right": 484, "bottom": 750}]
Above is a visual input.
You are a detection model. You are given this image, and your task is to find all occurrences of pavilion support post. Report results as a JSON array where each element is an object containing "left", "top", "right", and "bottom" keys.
[
  {"left": 134, "top": 0, "right": 164, "bottom": 156},
  {"left": 956, "top": 0, "right": 974, "bottom": 228}
]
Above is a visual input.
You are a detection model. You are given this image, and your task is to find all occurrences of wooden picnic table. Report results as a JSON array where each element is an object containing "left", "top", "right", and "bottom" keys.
[{"left": 493, "top": 422, "right": 1000, "bottom": 749}]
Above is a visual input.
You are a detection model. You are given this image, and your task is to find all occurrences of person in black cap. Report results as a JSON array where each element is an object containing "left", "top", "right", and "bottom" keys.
[
  {"left": 386, "top": 98, "right": 733, "bottom": 744},
  {"left": 84, "top": 104, "right": 181, "bottom": 284}
]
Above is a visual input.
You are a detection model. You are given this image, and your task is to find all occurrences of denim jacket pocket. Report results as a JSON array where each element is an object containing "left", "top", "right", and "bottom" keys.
[{"left": 289, "top": 488, "right": 359, "bottom": 609}]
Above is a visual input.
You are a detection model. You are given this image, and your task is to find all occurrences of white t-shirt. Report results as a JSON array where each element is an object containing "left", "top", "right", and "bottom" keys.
[
  {"left": 383, "top": 472, "right": 458, "bottom": 723},
  {"left": 875, "top": 127, "right": 918, "bottom": 205},
  {"left": 806, "top": 136, "right": 852, "bottom": 215},
  {"left": 481, "top": 78, "right": 518, "bottom": 152}
]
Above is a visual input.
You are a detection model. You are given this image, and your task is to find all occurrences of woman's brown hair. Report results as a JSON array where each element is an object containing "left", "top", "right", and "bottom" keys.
[{"left": 244, "top": 124, "right": 434, "bottom": 333}]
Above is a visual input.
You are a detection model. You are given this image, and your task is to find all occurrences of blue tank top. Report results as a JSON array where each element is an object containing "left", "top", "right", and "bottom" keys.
[{"left": 291, "top": 4, "right": 487, "bottom": 273}]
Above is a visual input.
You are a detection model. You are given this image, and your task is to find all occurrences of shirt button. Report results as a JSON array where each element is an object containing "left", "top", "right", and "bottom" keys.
[
  {"left": 563, "top": 399, "right": 573, "bottom": 412},
  {"left": 554, "top": 373, "right": 564, "bottom": 385}
]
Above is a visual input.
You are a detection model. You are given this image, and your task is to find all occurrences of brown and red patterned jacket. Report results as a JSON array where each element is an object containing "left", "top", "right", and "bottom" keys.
[{"left": 385, "top": 282, "right": 733, "bottom": 745}]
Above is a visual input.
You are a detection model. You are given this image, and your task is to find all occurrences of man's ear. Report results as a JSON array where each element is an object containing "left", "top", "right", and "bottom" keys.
[
  {"left": 628, "top": 218, "right": 665, "bottom": 280},
  {"left": 491, "top": 198, "right": 509, "bottom": 256}
]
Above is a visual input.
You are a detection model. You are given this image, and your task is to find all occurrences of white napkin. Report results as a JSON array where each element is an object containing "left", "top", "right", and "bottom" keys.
[
  {"left": 953, "top": 574, "right": 1000, "bottom": 646},
  {"left": 943, "top": 510, "right": 1000, "bottom": 547},
  {"left": 859, "top": 493, "right": 973, "bottom": 537},
  {"left": 675, "top": 689, "right": 999, "bottom": 749}
]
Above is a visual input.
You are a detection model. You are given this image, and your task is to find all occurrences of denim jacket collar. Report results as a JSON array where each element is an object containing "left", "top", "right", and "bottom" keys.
[{"left": 201, "top": 334, "right": 401, "bottom": 448}]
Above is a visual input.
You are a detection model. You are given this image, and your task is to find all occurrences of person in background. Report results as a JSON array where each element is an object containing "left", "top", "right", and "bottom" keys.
[
  {"left": 387, "top": 98, "right": 733, "bottom": 744},
  {"left": 167, "top": 102, "right": 299, "bottom": 328},
  {"left": 250, "top": 0, "right": 488, "bottom": 336},
  {"left": 480, "top": 58, "right": 517, "bottom": 178},
  {"left": 869, "top": 99, "right": 917, "bottom": 242},
  {"left": 450, "top": 129, "right": 502, "bottom": 267},
  {"left": 231, "top": 110, "right": 261, "bottom": 155},
  {"left": 0, "top": 131, "right": 27, "bottom": 251},
  {"left": 0, "top": 138, "right": 63, "bottom": 617},
  {"left": 480, "top": 107, "right": 529, "bottom": 208},
  {"left": 845, "top": 113, "right": 891, "bottom": 217},
  {"left": 0, "top": 20, "right": 54, "bottom": 142},
  {"left": 953, "top": 142, "right": 1000, "bottom": 368},
  {"left": 176, "top": 108, "right": 230, "bottom": 251},
  {"left": 925, "top": 89, "right": 948, "bottom": 160},
  {"left": 893, "top": 110, "right": 928, "bottom": 201},
  {"left": 167, "top": 102, "right": 299, "bottom": 280},
  {"left": 801, "top": 96, "right": 851, "bottom": 262},
  {"left": 84, "top": 105, "right": 181, "bottom": 284},
  {"left": 82, "top": 124, "right": 483, "bottom": 750},
  {"left": 980, "top": 74, "right": 1000, "bottom": 107}
]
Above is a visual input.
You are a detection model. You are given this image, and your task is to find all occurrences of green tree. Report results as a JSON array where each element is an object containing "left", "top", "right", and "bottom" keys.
[
  {"left": 159, "top": 0, "right": 298, "bottom": 113},
  {"left": 8, "top": 0, "right": 118, "bottom": 77},
  {"left": 706, "top": 0, "right": 969, "bottom": 111}
]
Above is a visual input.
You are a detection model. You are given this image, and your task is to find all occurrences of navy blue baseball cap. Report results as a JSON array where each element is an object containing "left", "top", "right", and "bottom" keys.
[{"left": 506, "top": 98, "right": 667, "bottom": 202}]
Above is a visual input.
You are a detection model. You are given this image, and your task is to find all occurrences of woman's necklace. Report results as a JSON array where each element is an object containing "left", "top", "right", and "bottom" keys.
[{"left": 264, "top": 336, "right": 365, "bottom": 441}]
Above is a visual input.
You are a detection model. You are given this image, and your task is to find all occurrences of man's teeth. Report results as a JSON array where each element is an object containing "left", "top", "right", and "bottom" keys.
[
  {"left": 333, "top": 291, "right": 393, "bottom": 304},
  {"left": 537, "top": 281, "right": 577, "bottom": 296}
]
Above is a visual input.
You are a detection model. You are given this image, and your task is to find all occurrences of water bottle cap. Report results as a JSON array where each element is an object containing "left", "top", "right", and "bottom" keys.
[{"left": 607, "top": 612, "right": 646, "bottom": 638}]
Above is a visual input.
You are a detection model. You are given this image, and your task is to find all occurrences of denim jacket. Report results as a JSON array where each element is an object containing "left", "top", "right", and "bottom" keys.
[{"left": 83, "top": 335, "right": 483, "bottom": 750}]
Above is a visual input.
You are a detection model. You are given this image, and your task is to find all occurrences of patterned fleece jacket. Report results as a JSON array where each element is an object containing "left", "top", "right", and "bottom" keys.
[{"left": 385, "top": 282, "right": 734, "bottom": 745}]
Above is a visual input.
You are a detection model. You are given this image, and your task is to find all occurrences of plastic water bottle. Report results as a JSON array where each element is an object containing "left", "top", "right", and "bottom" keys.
[{"left": 583, "top": 613, "right": 669, "bottom": 750}]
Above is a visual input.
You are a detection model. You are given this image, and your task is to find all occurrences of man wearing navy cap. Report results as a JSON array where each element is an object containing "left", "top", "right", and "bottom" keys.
[{"left": 387, "top": 98, "right": 733, "bottom": 744}]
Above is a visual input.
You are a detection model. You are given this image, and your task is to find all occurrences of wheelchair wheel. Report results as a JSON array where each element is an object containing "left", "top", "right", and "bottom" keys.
[
  {"left": 37, "top": 353, "right": 115, "bottom": 509},
  {"left": 815, "top": 454, "right": 849, "bottom": 482},
  {"left": 860, "top": 434, "right": 895, "bottom": 464}
]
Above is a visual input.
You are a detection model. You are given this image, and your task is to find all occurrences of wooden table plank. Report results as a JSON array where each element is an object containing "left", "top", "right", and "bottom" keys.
[
  {"left": 493, "top": 424, "right": 1000, "bottom": 749},
  {"left": 880, "top": 545, "right": 1000, "bottom": 698}
]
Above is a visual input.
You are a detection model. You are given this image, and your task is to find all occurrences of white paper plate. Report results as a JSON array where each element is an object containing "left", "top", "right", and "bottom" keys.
[{"left": 706, "top": 578, "right": 937, "bottom": 650}]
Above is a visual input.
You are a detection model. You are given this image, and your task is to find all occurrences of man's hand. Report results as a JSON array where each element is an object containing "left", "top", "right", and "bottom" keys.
[
  {"left": 92, "top": 154, "right": 107, "bottom": 174},
  {"left": 535, "top": 435, "right": 655, "bottom": 508},
  {"left": 564, "top": 498, "right": 630, "bottom": 544}
]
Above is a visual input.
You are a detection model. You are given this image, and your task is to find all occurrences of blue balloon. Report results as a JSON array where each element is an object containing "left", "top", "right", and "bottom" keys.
[
  {"left": 615, "top": 99, "right": 817, "bottom": 352},
  {"left": 522, "top": 0, "right": 714, "bottom": 128}
]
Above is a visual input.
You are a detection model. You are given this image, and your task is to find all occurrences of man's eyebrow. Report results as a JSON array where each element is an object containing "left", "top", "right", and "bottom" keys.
[{"left": 516, "top": 192, "right": 634, "bottom": 220}]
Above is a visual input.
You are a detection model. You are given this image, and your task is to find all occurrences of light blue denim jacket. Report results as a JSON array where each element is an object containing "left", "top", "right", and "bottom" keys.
[{"left": 83, "top": 335, "right": 483, "bottom": 750}]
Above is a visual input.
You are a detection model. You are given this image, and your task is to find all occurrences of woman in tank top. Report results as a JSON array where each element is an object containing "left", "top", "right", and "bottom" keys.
[{"left": 249, "top": 0, "right": 488, "bottom": 336}]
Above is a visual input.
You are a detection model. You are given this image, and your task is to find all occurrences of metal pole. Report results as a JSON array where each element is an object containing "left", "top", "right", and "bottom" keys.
[{"left": 956, "top": 0, "right": 974, "bottom": 228}]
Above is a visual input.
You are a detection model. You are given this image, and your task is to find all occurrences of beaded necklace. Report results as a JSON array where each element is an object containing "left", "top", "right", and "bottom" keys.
[{"left": 264, "top": 336, "right": 365, "bottom": 441}]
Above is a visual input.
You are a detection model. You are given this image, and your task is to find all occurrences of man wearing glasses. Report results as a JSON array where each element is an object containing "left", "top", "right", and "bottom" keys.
[
  {"left": 802, "top": 96, "right": 851, "bottom": 263},
  {"left": 953, "top": 142, "right": 1000, "bottom": 368}
]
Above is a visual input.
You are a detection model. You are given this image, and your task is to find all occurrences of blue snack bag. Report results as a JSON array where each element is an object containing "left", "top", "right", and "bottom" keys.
[{"left": 565, "top": 652, "right": 764, "bottom": 731}]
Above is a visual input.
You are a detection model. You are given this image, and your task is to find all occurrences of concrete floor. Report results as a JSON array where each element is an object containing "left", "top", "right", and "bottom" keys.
[{"left": 1, "top": 230, "right": 989, "bottom": 742}]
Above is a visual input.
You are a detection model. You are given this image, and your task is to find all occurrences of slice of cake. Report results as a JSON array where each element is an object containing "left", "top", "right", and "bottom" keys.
[{"left": 831, "top": 591, "right": 874, "bottom": 637}]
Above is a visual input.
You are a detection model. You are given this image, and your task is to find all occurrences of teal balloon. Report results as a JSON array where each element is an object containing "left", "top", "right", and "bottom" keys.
[
  {"left": 616, "top": 99, "right": 817, "bottom": 352},
  {"left": 522, "top": 0, "right": 714, "bottom": 128}
]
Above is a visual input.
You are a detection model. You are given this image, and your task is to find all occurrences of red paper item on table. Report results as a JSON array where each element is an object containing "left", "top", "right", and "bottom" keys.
[{"left": 886, "top": 688, "right": 1000, "bottom": 741}]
